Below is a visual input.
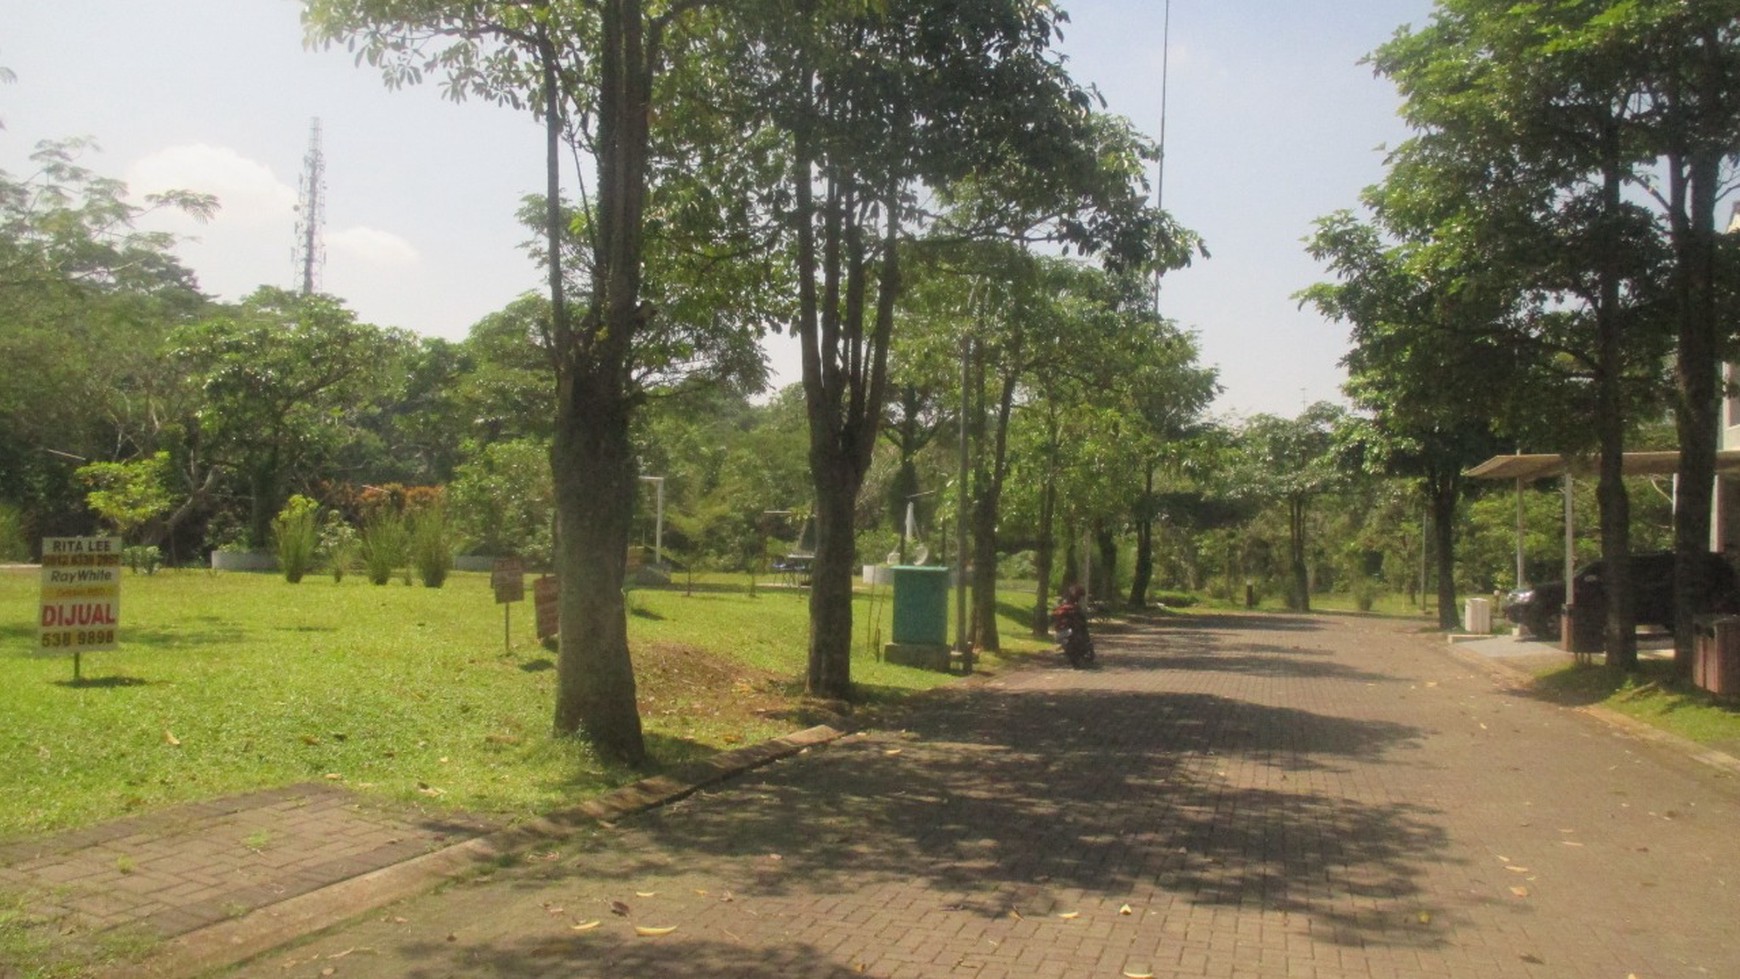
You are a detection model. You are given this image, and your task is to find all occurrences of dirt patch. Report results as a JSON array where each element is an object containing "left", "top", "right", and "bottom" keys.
[{"left": 634, "top": 642, "right": 792, "bottom": 720}]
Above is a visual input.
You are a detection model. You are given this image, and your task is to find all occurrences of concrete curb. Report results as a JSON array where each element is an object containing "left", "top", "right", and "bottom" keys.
[{"left": 114, "top": 724, "right": 845, "bottom": 978}]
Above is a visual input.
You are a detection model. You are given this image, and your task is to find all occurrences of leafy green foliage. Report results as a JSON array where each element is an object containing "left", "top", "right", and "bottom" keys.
[
  {"left": 75, "top": 453, "right": 173, "bottom": 541},
  {"left": 447, "top": 438, "right": 553, "bottom": 562},
  {"left": 271, "top": 495, "right": 321, "bottom": 584}
]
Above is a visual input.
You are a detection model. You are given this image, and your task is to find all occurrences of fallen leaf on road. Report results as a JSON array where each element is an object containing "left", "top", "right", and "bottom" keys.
[
  {"left": 570, "top": 921, "right": 601, "bottom": 932},
  {"left": 163, "top": 729, "right": 181, "bottom": 746},
  {"left": 1417, "top": 912, "right": 1431, "bottom": 924},
  {"left": 636, "top": 891, "right": 657, "bottom": 898},
  {"left": 1510, "top": 886, "right": 1529, "bottom": 898},
  {"left": 610, "top": 901, "right": 631, "bottom": 916},
  {"left": 884, "top": 749, "right": 903, "bottom": 756},
  {"left": 324, "top": 773, "right": 342, "bottom": 781},
  {"left": 634, "top": 925, "right": 677, "bottom": 937},
  {"left": 1058, "top": 911, "right": 1080, "bottom": 920},
  {"left": 1505, "top": 866, "right": 1529, "bottom": 873},
  {"left": 1520, "top": 953, "right": 1545, "bottom": 964},
  {"left": 1119, "top": 904, "right": 1133, "bottom": 916},
  {"left": 1123, "top": 971, "right": 1154, "bottom": 979},
  {"left": 1563, "top": 841, "right": 1584, "bottom": 847}
]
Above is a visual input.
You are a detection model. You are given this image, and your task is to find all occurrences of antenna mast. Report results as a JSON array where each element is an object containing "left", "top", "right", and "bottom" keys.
[
  {"left": 293, "top": 118, "right": 326, "bottom": 295},
  {"left": 1153, "top": 0, "right": 1171, "bottom": 314}
]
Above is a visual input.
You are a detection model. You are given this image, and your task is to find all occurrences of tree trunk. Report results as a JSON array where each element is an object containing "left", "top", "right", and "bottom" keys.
[
  {"left": 1429, "top": 474, "right": 1459, "bottom": 631},
  {"left": 1595, "top": 141, "right": 1636, "bottom": 671},
  {"left": 1032, "top": 470, "right": 1056, "bottom": 637},
  {"left": 807, "top": 458, "right": 858, "bottom": 699},
  {"left": 1094, "top": 523, "right": 1117, "bottom": 600},
  {"left": 1671, "top": 146, "right": 1721, "bottom": 675},
  {"left": 1128, "top": 464, "right": 1155, "bottom": 607},
  {"left": 1288, "top": 496, "right": 1309, "bottom": 612},
  {"left": 547, "top": 5, "right": 649, "bottom": 764},
  {"left": 551, "top": 389, "right": 643, "bottom": 762},
  {"left": 969, "top": 371, "right": 1016, "bottom": 653}
]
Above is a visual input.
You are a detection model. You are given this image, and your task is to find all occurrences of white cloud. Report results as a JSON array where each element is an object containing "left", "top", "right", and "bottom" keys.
[
  {"left": 126, "top": 144, "right": 296, "bottom": 227},
  {"left": 327, "top": 226, "right": 420, "bottom": 268}
]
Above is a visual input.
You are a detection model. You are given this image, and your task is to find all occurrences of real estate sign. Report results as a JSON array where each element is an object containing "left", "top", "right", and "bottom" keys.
[{"left": 39, "top": 537, "right": 122, "bottom": 653}]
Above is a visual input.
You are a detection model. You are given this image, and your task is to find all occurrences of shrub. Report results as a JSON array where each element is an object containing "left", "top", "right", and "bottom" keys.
[
  {"left": 320, "top": 513, "right": 359, "bottom": 583},
  {"left": 123, "top": 545, "right": 162, "bottom": 575},
  {"left": 359, "top": 511, "right": 408, "bottom": 585},
  {"left": 409, "top": 505, "right": 453, "bottom": 588},
  {"left": 1352, "top": 577, "right": 1382, "bottom": 612},
  {"left": 271, "top": 496, "right": 321, "bottom": 584},
  {"left": 0, "top": 502, "right": 27, "bottom": 562}
]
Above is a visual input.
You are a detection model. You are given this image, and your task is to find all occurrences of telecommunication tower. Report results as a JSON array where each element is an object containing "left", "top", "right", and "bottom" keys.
[{"left": 293, "top": 118, "right": 326, "bottom": 295}]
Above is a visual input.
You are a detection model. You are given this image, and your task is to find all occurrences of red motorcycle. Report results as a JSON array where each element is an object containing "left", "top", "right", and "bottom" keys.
[{"left": 1050, "top": 587, "right": 1096, "bottom": 669}]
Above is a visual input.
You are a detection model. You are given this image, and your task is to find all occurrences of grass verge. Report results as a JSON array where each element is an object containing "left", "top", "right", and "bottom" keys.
[
  {"left": 1528, "top": 657, "right": 1740, "bottom": 753},
  {"left": 0, "top": 567, "right": 1044, "bottom": 840}
]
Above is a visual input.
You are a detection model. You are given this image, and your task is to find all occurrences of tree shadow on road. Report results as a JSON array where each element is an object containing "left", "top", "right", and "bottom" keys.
[{"left": 511, "top": 673, "right": 1453, "bottom": 954}]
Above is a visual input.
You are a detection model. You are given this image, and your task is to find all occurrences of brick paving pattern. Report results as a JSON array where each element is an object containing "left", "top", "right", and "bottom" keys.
[
  {"left": 0, "top": 782, "right": 492, "bottom": 944},
  {"left": 217, "top": 612, "right": 1740, "bottom": 978}
]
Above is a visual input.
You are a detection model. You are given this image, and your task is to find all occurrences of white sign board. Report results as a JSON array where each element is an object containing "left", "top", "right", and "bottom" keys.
[{"left": 39, "top": 537, "right": 122, "bottom": 653}]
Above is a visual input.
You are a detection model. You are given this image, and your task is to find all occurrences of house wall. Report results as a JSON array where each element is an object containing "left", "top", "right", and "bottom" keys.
[{"left": 1717, "top": 363, "right": 1740, "bottom": 558}]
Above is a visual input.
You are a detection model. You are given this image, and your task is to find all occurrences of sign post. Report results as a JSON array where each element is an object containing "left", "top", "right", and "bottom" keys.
[
  {"left": 491, "top": 557, "right": 525, "bottom": 654},
  {"left": 39, "top": 537, "right": 123, "bottom": 682}
]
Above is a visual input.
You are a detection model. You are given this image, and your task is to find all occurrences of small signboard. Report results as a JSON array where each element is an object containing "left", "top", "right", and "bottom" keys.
[
  {"left": 39, "top": 537, "right": 122, "bottom": 654},
  {"left": 533, "top": 575, "right": 560, "bottom": 642},
  {"left": 491, "top": 557, "right": 525, "bottom": 604}
]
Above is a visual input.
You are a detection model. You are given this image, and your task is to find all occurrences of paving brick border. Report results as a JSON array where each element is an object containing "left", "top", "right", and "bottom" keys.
[{"left": 112, "top": 724, "right": 844, "bottom": 978}]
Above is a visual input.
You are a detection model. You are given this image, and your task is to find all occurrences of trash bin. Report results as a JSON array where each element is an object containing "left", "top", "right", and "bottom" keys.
[
  {"left": 1464, "top": 597, "right": 1491, "bottom": 634},
  {"left": 1561, "top": 604, "right": 1602, "bottom": 655},
  {"left": 890, "top": 565, "right": 950, "bottom": 646},
  {"left": 1693, "top": 615, "right": 1740, "bottom": 697}
]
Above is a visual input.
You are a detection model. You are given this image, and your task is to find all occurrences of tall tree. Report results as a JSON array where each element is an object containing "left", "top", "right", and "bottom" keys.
[
  {"left": 1369, "top": 0, "right": 1683, "bottom": 662},
  {"left": 306, "top": 0, "right": 764, "bottom": 761},
  {"left": 744, "top": 1, "right": 1176, "bottom": 696},
  {"left": 1236, "top": 404, "right": 1345, "bottom": 612},
  {"left": 173, "top": 287, "right": 406, "bottom": 547}
]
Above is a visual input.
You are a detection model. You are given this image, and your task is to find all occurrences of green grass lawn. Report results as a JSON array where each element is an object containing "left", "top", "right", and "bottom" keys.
[
  {"left": 1529, "top": 657, "right": 1740, "bottom": 752},
  {"left": 0, "top": 567, "right": 1045, "bottom": 841}
]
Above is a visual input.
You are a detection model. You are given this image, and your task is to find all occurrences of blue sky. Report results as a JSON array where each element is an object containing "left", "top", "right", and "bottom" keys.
[{"left": 1, "top": 0, "right": 1434, "bottom": 418}]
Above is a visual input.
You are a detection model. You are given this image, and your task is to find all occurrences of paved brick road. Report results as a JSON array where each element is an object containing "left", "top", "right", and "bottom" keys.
[
  {"left": 0, "top": 783, "right": 491, "bottom": 945},
  {"left": 225, "top": 612, "right": 1740, "bottom": 978}
]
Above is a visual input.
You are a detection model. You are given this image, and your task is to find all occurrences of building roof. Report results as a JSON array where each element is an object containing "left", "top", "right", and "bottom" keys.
[{"left": 1466, "top": 450, "right": 1740, "bottom": 481}]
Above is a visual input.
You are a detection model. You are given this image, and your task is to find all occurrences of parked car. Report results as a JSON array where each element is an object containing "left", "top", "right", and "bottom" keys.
[{"left": 1503, "top": 551, "right": 1740, "bottom": 640}]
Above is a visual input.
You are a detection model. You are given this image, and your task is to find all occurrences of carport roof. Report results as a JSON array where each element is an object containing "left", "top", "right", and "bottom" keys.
[{"left": 1466, "top": 449, "right": 1740, "bottom": 481}]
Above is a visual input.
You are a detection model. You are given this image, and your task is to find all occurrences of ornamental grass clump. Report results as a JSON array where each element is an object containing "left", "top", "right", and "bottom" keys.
[
  {"left": 320, "top": 513, "right": 359, "bottom": 583},
  {"left": 272, "top": 495, "right": 321, "bottom": 584},
  {"left": 410, "top": 504, "right": 453, "bottom": 588},
  {"left": 359, "top": 511, "right": 408, "bottom": 585}
]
